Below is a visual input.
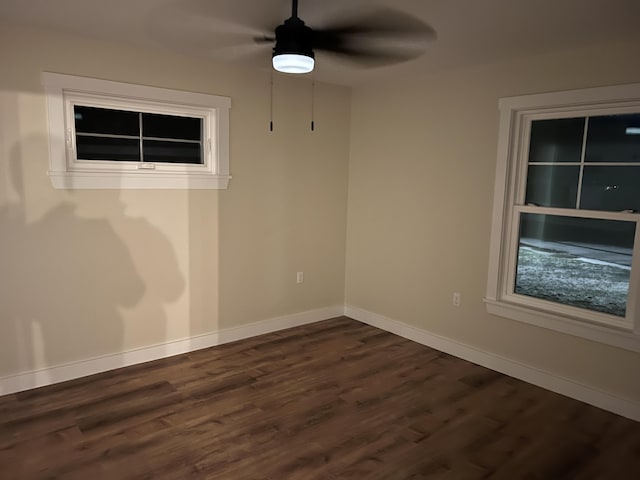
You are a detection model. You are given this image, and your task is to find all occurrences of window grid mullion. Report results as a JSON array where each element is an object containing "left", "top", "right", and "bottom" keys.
[
  {"left": 517, "top": 204, "right": 639, "bottom": 222},
  {"left": 141, "top": 136, "right": 202, "bottom": 144},
  {"left": 575, "top": 117, "right": 589, "bottom": 209},
  {"left": 529, "top": 162, "right": 640, "bottom": 166},
  {"left": 139, "top": 112, "right": 145, "bottom": 163},
  {"left": 76, "top": 132, "right": 140, "bottom": 140}
]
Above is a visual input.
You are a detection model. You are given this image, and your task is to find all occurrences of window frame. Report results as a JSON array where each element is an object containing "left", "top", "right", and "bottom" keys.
[
  {"left": 486, "top": 83, "right": 640, "bottom": 352},
  {"left": 42, "top": 72, "right": 231, "bottom": 189},
  {"left": 71, "top": 99, "right": 206, "bottom": 166}
]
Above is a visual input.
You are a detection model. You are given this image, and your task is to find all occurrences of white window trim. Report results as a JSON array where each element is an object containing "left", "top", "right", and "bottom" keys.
[
  {"left": 486, "top": 82, "right": 640, "bottom": 352},
  {"left": 42, "top": 72, "right": 231, "bottom": 189}
]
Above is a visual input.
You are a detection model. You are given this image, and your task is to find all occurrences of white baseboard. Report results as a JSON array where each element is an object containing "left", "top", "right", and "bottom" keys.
[
  {"left": 345, "top": 305, "right": 640, "bottom": 422},
  {"left": 0, "top": 305, "right": 345, "bottom": 396},
  {"left": 4, "top": 303, "right": 638, "bottom": 423}
]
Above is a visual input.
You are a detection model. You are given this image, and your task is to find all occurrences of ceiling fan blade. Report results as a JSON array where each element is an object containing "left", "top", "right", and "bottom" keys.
[
  {"left": 311, "top": 7, "right": 436, "bottom": 67},
  {"left": 317, "top": 46, "right": 423, "bottom": 68},
  {"left": 173, "top": 0, "right": 288, "bottom": 36},
  {"left": 254, "top": 35, "right": 276, "bottom": 45},
  {"left": 317, "top": 9, "right": 435, "bottom": 38},
  {"left": 152, "top": 3, "right": 272, "bottom": 52}
]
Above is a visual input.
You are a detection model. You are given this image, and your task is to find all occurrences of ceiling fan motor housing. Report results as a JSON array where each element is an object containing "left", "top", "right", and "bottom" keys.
[{"left": 273, "top": 17, "right": 315, "bottom": 59}]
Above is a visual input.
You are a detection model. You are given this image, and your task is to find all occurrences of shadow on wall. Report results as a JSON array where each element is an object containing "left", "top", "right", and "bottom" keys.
[{"left": 0, "top": 135, "right": 184, "bottom": 386}]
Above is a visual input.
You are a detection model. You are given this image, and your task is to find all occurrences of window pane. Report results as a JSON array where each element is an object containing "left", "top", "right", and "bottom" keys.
[
  {"left": 142, "top": 113, "right": 202, "bottom": 141},
  {"left": 581, "top": 166, "right": 640, "bottom": 212},
  {"left": 76, "top": 136, "right": 140, "bottom": 161},
  {"left": 528, "top": 118, "right": 585, "bottom": 163},
  {"left": 74, "top": 106, "right": 139, "bottom": 136},
  {"left": 143, "top": 140, "right": 202, "bottom": 164},
  {"left": 515, "top": 213, "right": 634, "bottom": 317},
  {"left": 585, "top": 114, "right": 640, "bottom": 163},
  {"left": 525, "top": 165, "right": 579, "bottom": 208}
]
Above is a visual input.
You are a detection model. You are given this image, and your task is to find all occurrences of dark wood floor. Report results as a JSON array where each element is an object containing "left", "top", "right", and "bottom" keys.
[{"left": 1, "top": 317, "right": 639, "bottom": 479}]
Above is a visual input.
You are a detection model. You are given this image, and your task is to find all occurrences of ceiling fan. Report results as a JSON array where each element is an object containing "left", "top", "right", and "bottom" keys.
[{"left": 255, "top": 0, "right": 436, "bottom": 74}]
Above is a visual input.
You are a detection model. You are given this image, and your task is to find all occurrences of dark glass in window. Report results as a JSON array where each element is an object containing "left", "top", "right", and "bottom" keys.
[
  {"left": 142, "top": 113, "right": 202, "bottom": 141},
  {"left": 528, "top": 118, "right": 585, "bottom": 163},
  {"left": 525, "top": 165, "right": 579, "bottom": 208},
  {"left": 143, "top": 140, "right": 202, "bottom": 164},
  {"left": 516, "top": 213, "right": 634, "bottom": 317},
  {"left": 581, "top": 166, "right": 640, "bottom": 212},
  {"left": 585, "top": 114, "right": 640, "bottom": 163},
  {"left": 76, "top": 136, "right": 140, "bottom": 161},
  {"left": 74, "top": 106, "right": 139, "bottom": 136}
]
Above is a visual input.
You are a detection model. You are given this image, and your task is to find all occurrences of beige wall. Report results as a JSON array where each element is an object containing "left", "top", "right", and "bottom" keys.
[
  {"left": 345, "top": 40, "right": 640, "bottom": 402},
  {"left": 2, "top": 22, "right": 639, "bottom": 406},
  {"left": 0, "top": 25, "right": 350, "bottom": 376}
]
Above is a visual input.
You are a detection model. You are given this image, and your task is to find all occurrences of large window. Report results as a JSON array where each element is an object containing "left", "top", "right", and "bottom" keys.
[
  {"left": 486, "top": 84, "right": 640, "bottom": 352},
  {"left": 42, "top": 73, "right": 231, "bottom": 189}
]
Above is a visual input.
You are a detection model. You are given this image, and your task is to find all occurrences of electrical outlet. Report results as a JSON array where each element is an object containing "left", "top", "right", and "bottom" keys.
[
  {"left": 296, "top": 272, "right": 304, "bottom": 284},
  {"left": 453, "top": 292, "right": 461, "bottom": 307}
]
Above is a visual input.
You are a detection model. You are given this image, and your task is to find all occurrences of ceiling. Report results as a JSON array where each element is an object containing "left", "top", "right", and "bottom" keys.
[{"left": 2, "top": 0, "right": 640, "bottom": 86}]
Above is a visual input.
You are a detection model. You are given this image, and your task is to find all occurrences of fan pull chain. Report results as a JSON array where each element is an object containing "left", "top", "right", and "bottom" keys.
[
  {"left": 311, "top": 78, "right": 315, "bottom": 132},
  {"left": 269, "top": 73, "right": 274, "bottom": 132}
]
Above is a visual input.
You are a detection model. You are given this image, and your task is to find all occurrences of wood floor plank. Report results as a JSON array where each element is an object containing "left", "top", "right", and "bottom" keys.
[{"left": 1, "top": 317, "right": 638, "bottom": 479}]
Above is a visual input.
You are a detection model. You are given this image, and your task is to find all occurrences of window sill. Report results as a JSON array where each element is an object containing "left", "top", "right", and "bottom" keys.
[
  {"left": 49, "top": 171, "right": 231, "bottom": 189},
  {"left": 484, "top": 298, "right": 640, "bottom": 353}
]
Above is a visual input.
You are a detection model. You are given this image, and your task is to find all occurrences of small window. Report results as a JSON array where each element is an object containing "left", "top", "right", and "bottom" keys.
[
  {"left": 42, "top": 73, "right": 231, "bottom": 189},
  {"left": 486, "top": 83, "right": 640, "bottom": 352},
  {"left": 74, "top": 106, "right": 203, "bottom": 164}
]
